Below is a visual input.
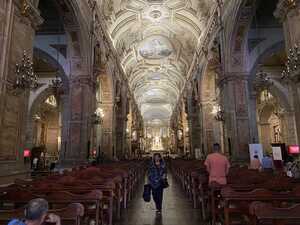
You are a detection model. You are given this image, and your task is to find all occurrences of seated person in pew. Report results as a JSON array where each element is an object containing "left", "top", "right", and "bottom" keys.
[
  {"left": 204, "top": 143, "right": 230, "bottom": 185},
  {"left": 8, "top": 198, "right": 61, "bottom": 225},
  {"left": 249, "top": 155, "right": 262, "bottom": 171},
  {"left": 261, "top": 153, "right": 273, "bottom": 172}
]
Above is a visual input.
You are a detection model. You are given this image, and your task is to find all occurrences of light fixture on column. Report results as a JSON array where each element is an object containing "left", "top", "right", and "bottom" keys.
[
  {"left": 21, "top": 0, "right": 30, "bottom": 16},
  {"left": 14, "top": 50, "right": 38, "bottom": 91},
  {"left": 212, "top": 104, "right": 225, "bottom": 122},
  {"left": 92, "top": 107, "right": 104, "bottom": 124},
  {"left": 253, "top": 70, "right": 273, "bottom": 92},
  {"left": 281, "top": 44, "right": 300, "bottom": 81},
  {"left": 33, "top": 114, "right": 41, "bottom": 122}
]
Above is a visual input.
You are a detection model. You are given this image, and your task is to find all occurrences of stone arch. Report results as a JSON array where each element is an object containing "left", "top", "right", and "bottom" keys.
[
  {"left": 249, "top": 41, "right": 285, "bottom": 81},
  {"left": 53, "top": 0, "right": 90, "bottom": 59},
  {"left": 33, "top": 48, "right": 69, "bottom": 94},
  {"left": 26, "top": 87, "right": 61, "bottom": 152},
  {"left": 36, "top": 0, "right": 91, "bottom": 67},
  {"left": 225, "top": 0, "right": 256, "bottom": 72}
]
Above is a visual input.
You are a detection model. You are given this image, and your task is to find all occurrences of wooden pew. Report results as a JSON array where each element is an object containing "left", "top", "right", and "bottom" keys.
[
  {"left": 250, "top": 202, "right": 300, "bottom": 225},
  {"left": 0, "top": 188, "right": 103, "bottom": 225},
  {"left": 0, "top": 203, "right": 84, "bottom": 225},
  {"left": 221, "top": 187, "right": 300, "bottom": 225},
  {"left": 2, "top": 160, "right": 147, "bottom": 225}
]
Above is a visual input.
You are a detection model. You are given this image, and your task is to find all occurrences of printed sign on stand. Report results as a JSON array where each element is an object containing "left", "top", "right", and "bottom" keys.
[
  {"left": 249, "top": 144, "right": 264, "bottom": 162},
  {"left": 272, "top": 146, "right": 283, "bottom": 161}
]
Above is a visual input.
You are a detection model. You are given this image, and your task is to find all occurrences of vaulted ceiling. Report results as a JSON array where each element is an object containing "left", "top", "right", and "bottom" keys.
[{"left": 100, "top": 0, "right": 216, "bottom": 126}]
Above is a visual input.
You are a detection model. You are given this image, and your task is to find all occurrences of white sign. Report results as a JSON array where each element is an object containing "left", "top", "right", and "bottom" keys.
[
  {"left": 272, "top": 146, "right": 283, "bottom": 161},
  {"left": 249, "top": 144, "right": 264, "bottom": 162},
  {"left": 195, "top": 148, "right": 201, "bottom": 159}
]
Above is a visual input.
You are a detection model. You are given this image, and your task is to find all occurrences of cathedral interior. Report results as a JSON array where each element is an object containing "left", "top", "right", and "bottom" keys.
[{"left": 1, "top": 0, "right": 300, "bottom": 224}]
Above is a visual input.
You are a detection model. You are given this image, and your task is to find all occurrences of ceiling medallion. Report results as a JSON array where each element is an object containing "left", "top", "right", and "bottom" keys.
[
  {"left": 150, "top": 10, "right": 162, "bottom": 19},
  {"left": 138, "top": 35, "right": 173, "bottom": 60}
]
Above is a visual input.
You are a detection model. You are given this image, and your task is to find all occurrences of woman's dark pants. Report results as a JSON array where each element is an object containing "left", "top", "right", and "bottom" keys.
[{"left": 152, "top": 185, "right": 164, "bottom": 211}]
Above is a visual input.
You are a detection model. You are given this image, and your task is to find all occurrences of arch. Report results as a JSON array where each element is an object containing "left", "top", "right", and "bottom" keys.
[
  {"left": 29, "top": 87, "right": 58, "bottom": 118},
  {"left": 33, "top": 48, "right": 69, "bottom": 93},
  {"left": 249, "top": 41, "right": 285, "bottom": 80},
  {"left": 37, "top": 0, "right": 91, "bottom": 62},
  {"left": 25, "top": 87, "right": 62, "bottom": 151}
]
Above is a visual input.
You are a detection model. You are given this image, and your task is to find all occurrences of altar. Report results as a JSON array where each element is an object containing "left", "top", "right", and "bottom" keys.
[{"left": 152, "top": 136, "right": 164, "bottom": 151}]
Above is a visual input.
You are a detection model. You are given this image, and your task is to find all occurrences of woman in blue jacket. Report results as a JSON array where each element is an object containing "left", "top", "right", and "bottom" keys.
[{"left": 148, "top": 153, "right": 167, "bottom": 214}]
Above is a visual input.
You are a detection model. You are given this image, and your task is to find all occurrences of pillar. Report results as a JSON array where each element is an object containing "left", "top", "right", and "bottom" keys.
[
  {"left": 60, "top": 73, "right": 96, "bottom": 165},
  {"left": 0, "top": 0, "right": 43, "bottom": 175},
  {"left": 219, "top": 74, "right": 252, "bottom": 161},
  {"left": 275, "top": 0, "right": 300, "bottom": 143}
]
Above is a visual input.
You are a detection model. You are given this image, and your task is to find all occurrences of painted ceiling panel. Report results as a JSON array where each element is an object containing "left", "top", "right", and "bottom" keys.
[{"left": 100, "top": 0, "right": 216, "bottom": 125}]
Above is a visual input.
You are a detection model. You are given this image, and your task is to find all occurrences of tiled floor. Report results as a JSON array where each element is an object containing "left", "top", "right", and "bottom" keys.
[{"left": 116, "top": 175, "right": 204, "bottom": 225}]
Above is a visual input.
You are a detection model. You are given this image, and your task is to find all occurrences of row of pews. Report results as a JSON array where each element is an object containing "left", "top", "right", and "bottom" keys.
[
  {"left": 0, "top": 160, "right": 147, "bottom": 225},
  {"left": 171, "top": 159, "right": 300, "bottom": 225}
]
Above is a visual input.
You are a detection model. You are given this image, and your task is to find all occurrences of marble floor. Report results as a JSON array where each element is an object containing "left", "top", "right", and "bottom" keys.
[{"left": 116, "top": 175, "right": 204, "bottom": 225}]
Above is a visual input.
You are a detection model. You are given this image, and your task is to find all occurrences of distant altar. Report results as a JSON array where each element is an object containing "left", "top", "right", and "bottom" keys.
[{"left": 152, "top": 136, "right": 163, "bottom": 150}]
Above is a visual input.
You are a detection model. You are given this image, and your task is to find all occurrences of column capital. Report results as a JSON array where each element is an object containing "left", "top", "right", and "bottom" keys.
[
  {"left": 274, "top": 0, "right": 300, "bottom": 22},
  {"left": 217, "top": 72, "right": 248, "bottom": 87},
  {"left": 70, "top": 75, "right": 95, "bottom": 87},
  {"left": 14, "top": 0, "right": 44, "bottom": 29}
]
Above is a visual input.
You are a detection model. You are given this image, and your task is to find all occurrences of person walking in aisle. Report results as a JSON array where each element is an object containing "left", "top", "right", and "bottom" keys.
[{"left": 148, "top": 153, "right": 167, "bottom": 215}]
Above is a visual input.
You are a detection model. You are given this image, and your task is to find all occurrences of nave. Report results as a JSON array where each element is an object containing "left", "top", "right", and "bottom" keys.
[{"left": 116, "top": 173, "right": 202, "bottom": 225}]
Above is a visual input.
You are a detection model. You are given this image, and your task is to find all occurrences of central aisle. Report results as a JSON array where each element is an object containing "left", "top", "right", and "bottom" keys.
[{"left": 116, "top": 174, "right": 203, "bottom": 225}]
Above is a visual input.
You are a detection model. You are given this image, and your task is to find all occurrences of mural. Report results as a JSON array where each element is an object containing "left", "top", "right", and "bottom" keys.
[{"left": 138, "top": 35, "right": 173, "bottom": 59}]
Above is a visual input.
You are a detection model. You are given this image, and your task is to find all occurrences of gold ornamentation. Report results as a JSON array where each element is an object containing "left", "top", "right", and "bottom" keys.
[{"left": 21, "top": 0, "right": 30, "bottom": 16}]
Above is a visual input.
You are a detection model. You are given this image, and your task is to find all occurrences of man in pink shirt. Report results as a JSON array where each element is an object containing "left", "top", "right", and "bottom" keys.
[{"left": 204, "top": 143, "right": 230, "bottom": 185}]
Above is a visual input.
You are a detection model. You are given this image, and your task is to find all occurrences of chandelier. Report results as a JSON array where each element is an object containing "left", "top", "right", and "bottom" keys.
[
  {"left": 281, "top": 44, "right": 300, "bottom": 82},
  {"left": 253, "top": 70, "right": 273, "bottom": 92},
  {"left": 51, "top": 75, "right": 63, "bottom": 89},
  {"left": 14, "top": 50, "right": 38, "bottom": 91}
]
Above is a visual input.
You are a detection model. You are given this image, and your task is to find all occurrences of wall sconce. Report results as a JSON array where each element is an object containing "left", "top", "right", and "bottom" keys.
[
  {"left": 212, "top": 104, "right": 225, "bottom": 122},
  {"left": 92, "top": 108, "right": 104, "bottom": 124},
  {"left": 21, "top": 0, "right": 30, "bottom": 16},
  {"left": 33, "top": 114, "right": 41, "bottom": 122},
  {"left": 177, "top": 129, "right": 183, "bottom": 140}
]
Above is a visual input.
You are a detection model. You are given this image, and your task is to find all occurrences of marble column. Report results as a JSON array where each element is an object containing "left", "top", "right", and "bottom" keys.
[
  {"left": 248, "top": 92, "right": 259, "bottom": 143},
  {"left": 0, "top": 0, "right": 43, "bottom": 175},
  {"left": 275, "top": 0, "right": 300, "bottom": 49},
  {"left": 100, "top": 103, "right": 114, "bottom": 159},
  {"left": 281, "top": 111, "right": 298, "bottom": 145},
  {"left": 200, "top": 102, "right": 214, "bottom": 154},
  {"left": 275, "top": 0, "right": 300, "bottom": 143},
  {"left": 219, "top": 74, "right": 252, "bottom": 161},
  {"left": 186, "top": 91, "right": 202, "bottom": 158},
  {"left": 60, "top": 74, "right": 95, "bottom": 165}
]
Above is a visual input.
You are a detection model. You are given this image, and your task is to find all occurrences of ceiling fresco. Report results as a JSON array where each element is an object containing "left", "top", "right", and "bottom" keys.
[{"left": 100, "top": 0, "right": 216, "bottom": 126}]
